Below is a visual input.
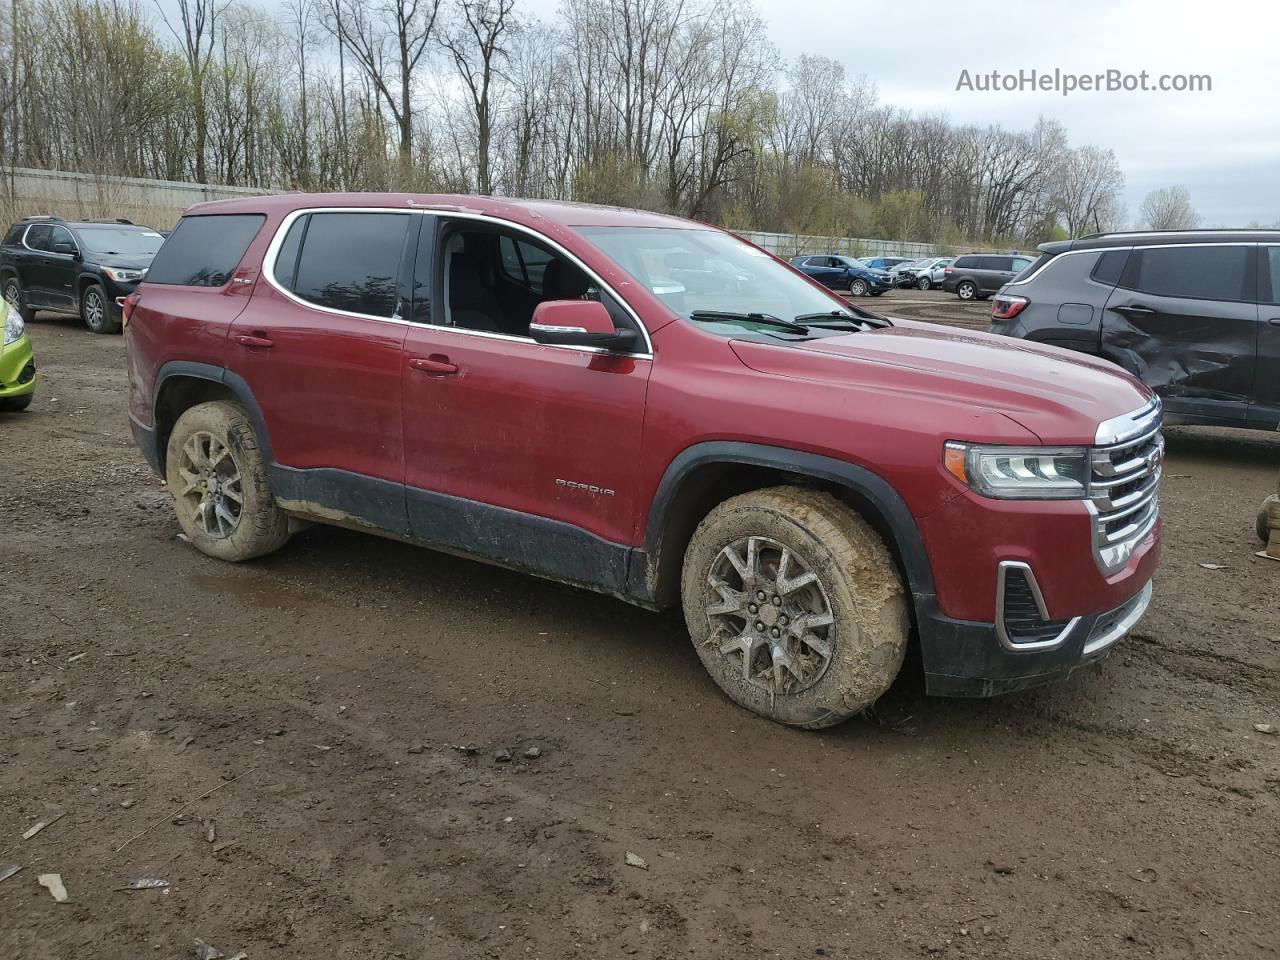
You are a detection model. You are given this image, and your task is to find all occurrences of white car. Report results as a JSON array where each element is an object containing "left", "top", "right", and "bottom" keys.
[{"left": 900, "top": 257, "right": 952, "bottom": 290}]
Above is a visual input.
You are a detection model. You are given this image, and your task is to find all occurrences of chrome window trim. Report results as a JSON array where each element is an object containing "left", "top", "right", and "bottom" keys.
[
  {"left": 1008, "top": 241, "right": 1258, "bottom": 288},
  {"left": 261, "top": 206, "right": 655, "bottom": 359},
  {"left": 21, "top": 223, "right": 80, "bottom": 259},
  {"left": 994, "top": 560, "right": 1081, "bottom": 653}
]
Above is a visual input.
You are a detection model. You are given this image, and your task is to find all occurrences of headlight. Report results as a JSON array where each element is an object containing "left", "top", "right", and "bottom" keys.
[
  {"left": 104, "top": 267, "right": 146, "bottom": 283},
  {"left": 2, "top": 299, "right": 23, "bottom": 345},
  {"left": 944, "top": 441, "right": 1088, "bottom": 500}
]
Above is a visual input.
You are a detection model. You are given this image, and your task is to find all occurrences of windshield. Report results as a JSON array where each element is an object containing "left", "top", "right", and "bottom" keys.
[
  {"left": 77, "top": 226, "right": 166, "bottom": 257},
  {"left": 578, "top": 226, "right": 861, "bottom": 335}
]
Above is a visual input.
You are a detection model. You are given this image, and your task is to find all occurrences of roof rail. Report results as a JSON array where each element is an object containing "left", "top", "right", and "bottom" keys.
[
  {"left": 1080, "top": 227, "right": 1280, "bottom": 240},
  {"left": 20, "top": 214, "right": 65, "bottom": 222},
  {"left": 83, "top": 218, "right": 135, "bottom": 225}
]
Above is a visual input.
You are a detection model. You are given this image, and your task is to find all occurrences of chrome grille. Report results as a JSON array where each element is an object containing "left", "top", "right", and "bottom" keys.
[{"left": 1088, "top": 399, "right": 1163, "bottom": 573}]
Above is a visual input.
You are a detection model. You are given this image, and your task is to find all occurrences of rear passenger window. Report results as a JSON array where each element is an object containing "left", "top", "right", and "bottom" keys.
[
  {"left": 291, "top": 212, "right": 409, "bottom": 317},
  {"left": 1264, "top": 247, "right": 1280, "bottom": 304},
  {"left": 980, "top": 256, "right": 1012, "bottom": 271},
  {"left": 1118, "top": 246, "right": 1251, "bottom": 302},
  {"left": 953, "top": 256, "right": 978, "bottom": 269},
  {"left": 1090, "top": 249, "right": 1129, "bottom": 285},
  {"left": 24, "top": 224, "right": 52, "bottom": 251},
  {"left": 145, "top": 214, "right": 265, "bottom": 286}
]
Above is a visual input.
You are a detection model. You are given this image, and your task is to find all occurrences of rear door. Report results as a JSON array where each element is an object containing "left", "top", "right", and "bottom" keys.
[
  {"left": 43, "top": 224, "right": 81, "bottom": 310},
  {"left": 1100, "top": 243, "right": 1258, "bottom": 421},
  {"left": 18, "top": 224, "right": 55, "bottom": 305},
  {"left": 801, "top": 256, "right": 842, "bottom": 287},
  {"left": 1251, "top": 245, "right": 1280, "bottom": 427},
  {"left": 228, "top": 209, "right": 415, "bottom": 532}
]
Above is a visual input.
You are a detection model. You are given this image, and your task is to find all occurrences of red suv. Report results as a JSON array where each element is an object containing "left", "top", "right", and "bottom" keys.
[{"left": 125, "top": 194, "right": 1162, "bottom": 728}]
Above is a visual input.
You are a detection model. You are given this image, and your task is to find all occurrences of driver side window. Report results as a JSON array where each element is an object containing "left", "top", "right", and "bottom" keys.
[{"left": 432, "top": 223, "right": 632, "bottom": 338}]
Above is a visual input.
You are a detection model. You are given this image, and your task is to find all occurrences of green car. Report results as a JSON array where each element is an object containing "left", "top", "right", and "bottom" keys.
[{"left": 0, "top": 298, "right": 36, "bottom": 411}]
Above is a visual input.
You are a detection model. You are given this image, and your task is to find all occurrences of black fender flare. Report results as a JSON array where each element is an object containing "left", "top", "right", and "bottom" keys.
[
  {"left": 151, "top": 361, "right": 275, "bottom": 465},
  {"left": 635, "top": 441, "right": 937, "bottom": 609}
]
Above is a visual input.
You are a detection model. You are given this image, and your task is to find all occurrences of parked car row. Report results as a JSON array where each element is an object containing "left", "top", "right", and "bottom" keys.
[{"left": 787, "top": 254, "right": 894, "bottom": 296}]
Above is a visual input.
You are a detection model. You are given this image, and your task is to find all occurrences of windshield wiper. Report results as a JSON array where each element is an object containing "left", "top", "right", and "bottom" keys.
[
  {"left": 792, "top": 310, "right": 891, "bottom": 329},
  {"left": 689, "top": 310, "right": 810, "bottom": 334}
]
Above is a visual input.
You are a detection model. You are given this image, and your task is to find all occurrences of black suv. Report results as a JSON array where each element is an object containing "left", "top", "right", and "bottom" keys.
[
  {"left": 989, "top": 230, "right": 1280, "bottom": 430},
  {"left": 942, "top": 253, "right": 1035, "bottom": 300},
  {"left": 0, "top": 216, "right": 166, "bottom": 333}
]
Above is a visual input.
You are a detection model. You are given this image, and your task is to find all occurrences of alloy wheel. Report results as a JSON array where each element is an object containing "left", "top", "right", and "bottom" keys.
[
  {"left": 84, "top": 290, "right": 105, "bottom": 329},
  {"left": 175, "top": 431, "right": 244, "bottom": 538},
  {"left": 4, "top": 281, "right": 20, "bottom": 314},
  {"left": 704, "top": 536, "right": 835, "bottom": 695}
]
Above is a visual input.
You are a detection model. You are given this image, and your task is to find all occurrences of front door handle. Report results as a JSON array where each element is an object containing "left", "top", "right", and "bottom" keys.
[
  {"left": 1268, "top": 317, "right": 1280, "bottom": 326},
  {"left": 409, "top": 356, "right": 459, "bottom": 375},
  {"left": 1112, "top": 303, "right": 1157, "bottom": 317},
  {"left": 234, "top": 334, "right": 274, "bottom": 349}
]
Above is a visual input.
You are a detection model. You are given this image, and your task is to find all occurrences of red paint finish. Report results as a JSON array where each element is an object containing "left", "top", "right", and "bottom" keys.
[{"left": 127, "top": 191, "right": 1161, "bottom": 635}]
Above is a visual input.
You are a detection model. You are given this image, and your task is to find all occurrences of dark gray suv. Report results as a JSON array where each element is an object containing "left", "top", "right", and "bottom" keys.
[
  {"left": 942, "top": 253, "right": 1035, "bottom": 300},
  {"left": 988, "top": 230, "right": 1280, "bottom": 431}
]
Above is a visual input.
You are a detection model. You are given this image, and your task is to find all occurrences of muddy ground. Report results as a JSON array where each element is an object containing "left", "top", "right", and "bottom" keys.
[{"left": 2, "top": 289, "right": 1278, "bottom": 960}]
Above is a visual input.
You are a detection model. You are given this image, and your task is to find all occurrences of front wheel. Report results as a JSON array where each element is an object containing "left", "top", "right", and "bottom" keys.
[
  {"left": 916, "top": 276, "right": 931, "bottom": 291},
  {"left": 3, "top": 276, "right": 35, "bottom": 324},
  {"left": 956, "top": 280, "right": 977, "bottom": 300},
  {"left": 81, "top": 282, "right": 119, "bottom": 334},
  {"left": 849, "top": 278, "right": 868, "bottom": 297},
  {"left": 681, "top": 487, "right": 909, "bottom": 729},
  {"left": 166, "top": 400, "right": 291, "bottom": 562}
]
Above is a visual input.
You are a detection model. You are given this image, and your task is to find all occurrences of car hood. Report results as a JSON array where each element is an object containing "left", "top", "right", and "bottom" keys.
[
  {"left": 87, "top": 253, "right": 155, "bottom": 270},
  {"left": 729, "top": 318, "right": 1152, "bottom": 445}
]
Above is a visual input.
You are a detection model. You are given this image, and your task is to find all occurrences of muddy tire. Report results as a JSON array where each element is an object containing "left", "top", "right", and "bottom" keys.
[
  {"left": 3, "top": 275, "right": 35, "bottom": 324},
  {"left": 681, "top": 487, "right": 909, "bottom": 729},
  {"left": 1257, "top": 494, "right": 1279, "bottom": 544},
  {"left": 165, "top": 400, "right": 290, "bottom": 562}
]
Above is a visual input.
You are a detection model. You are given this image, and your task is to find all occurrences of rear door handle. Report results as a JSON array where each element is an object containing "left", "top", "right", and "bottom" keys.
[
  {"left": 409, "top": 356, "right": 459, "bottom": 375},
  {"left": 1268, "top": 317, "right": 1280, "bottom": 326},
  {"left": 234, "top": 334, "right": 274, "bottom": 349},
  {"left": 1112, "top": 303, "right": 1157, "bottom": 317}
]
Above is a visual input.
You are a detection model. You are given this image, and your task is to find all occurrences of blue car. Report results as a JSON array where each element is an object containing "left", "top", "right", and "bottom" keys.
[{"left": 788, "top": 254, "right": 893, "bottom": 297}]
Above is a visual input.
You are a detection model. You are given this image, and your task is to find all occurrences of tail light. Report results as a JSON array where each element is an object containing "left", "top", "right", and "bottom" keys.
[
  {"left": 943, "top": 266, "right": 953, "bottom": 274},
  {"left": 122, "top": 291, "right": 141, "bottom": 327},
  {"left": 991, "top": 294, "right": 1029, "bottom": 320}
]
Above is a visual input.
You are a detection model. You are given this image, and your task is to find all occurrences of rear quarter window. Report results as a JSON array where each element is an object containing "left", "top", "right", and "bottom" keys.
[
  {"left": 952, "top": 256, "right": 979, "bottom": 268},
  {"left": 288, "top": 211, "right": 410, "bottom": 317},
  {"left": 145, "top": 214, "right": 265, "bottom": 287},
  {"left": 3, "top": 224, "right": 24, "bottom": 246},
  {"left": 1090, "top": 249, "right": 1129, "bottom": 285}
]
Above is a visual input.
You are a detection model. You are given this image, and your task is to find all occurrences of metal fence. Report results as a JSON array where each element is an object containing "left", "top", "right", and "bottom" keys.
[
  {"left": 0, "top": 167, "right": 269, "bottom": 230},
  {"left": 738, "top": 230, "right": 1008, "bottom": 259}
]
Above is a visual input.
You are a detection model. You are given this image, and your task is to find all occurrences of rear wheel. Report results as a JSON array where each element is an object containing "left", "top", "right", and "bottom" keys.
[
  {"left": 166, "top": 400, "right": 290, "bottom": 562},
  {"left": 81, "top": 282, "right": 119, "bottom": 334},
  {"left": 916, "top": 275, "right": 931, "bottom": 290},
  {"left": 849, "top": 278, "right": 868, "bottom": 296},
  {"left": 3, "top": 276, "right": 35, "bottom": 324},
  {"left": 681, "top": 487, "right": 909, "bottom": 729},
  {"left": 956, "top": 280, "right": 977, "bottom": 300}
]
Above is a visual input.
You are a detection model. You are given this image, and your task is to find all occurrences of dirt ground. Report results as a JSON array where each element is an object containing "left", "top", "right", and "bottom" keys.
[{"left": 2, "top": 289, "right": 1278, "bottom": 960}]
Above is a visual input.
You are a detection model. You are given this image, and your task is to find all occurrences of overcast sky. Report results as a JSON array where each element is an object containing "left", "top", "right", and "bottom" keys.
[{"left": 184, "top": 0, "right": 1276, "bottom": 226}]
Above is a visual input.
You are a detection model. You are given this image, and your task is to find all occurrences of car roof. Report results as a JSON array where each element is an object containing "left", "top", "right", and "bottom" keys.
[
  {"left": 180, "top": 192, "right": 703, "bottom": 231},
  {"left": 1040, "top": 228, "right": 1280, "bottom": 255}
]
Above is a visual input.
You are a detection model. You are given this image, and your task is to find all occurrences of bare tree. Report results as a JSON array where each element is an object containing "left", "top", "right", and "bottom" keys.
[
  {"left": 1137, "top": 185, "right": 1200, "bottom": 231},
  {"left": 438, "top": 0, "right": 514, "bottom": 195},
  {"left": 319, "top": 0, "right": 442, "bottom": 172},
  {"left": 156, "top": 0, "right": 227, "bottom": 182}
]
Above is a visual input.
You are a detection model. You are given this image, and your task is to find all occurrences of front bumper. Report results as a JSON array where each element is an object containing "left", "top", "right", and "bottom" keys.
[
  {"left": 918, "top": 576, "right": 1154, "bottom": 696},
  {"left": 0, "top": 335, "right": 37, "bottom": 398}
]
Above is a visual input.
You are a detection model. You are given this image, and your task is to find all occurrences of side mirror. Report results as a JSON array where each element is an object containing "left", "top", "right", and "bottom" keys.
[
  {"left": 53, "top": 241, "right": 78, "bottom": 257},
  {"left": 529, "top": 300, "right": 637, "bottom": 351}
]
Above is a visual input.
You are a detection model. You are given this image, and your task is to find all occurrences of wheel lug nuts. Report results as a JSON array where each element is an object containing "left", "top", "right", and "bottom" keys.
[
  {"left": 756, "top": 590, "right": 767, "bottom": 601},
  {"left": 748, "top": 603, "right": 758, "bottom": 614},
  {"left": 772, "top": 596, "right": 782, "bottom": 606},
  {"left": 771, "top": 627, "right": 781, "bottom": 638},
  {"left": 755, "top": 621, "right": 765, "bottom": 632}
]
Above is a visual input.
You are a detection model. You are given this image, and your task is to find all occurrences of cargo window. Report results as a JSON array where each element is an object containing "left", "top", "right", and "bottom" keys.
[
  {"left": 272, "top": 215, "right": 307, "bottom": 292},
  {"left": 1118, "top": 245, "right": 1252, "bottom": 302},
  {"left": 145, "top": 214, "right": 265, "bottom": 287},
  {"left": 1090, "top": 249, "right": 1129, "bottom": 285},
  {"left": 290, "top": 212, "right": 410, "bottom": 318}
]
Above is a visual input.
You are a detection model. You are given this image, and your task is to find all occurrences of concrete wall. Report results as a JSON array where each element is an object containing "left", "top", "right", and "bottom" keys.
[{"left": 0, "top": 167, "right": 272, "bottom": 231}]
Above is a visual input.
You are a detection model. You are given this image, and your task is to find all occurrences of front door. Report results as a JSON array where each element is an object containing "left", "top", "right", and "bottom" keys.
[
  {"left": 1101, "top": 243, "right": 1258, "bottom": 422},
  {"left": 399, "top": 217, "right": 651, "bottom": 592},
  {"left": 228, "top": 208, "right": 415, "bottom": 533}
]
